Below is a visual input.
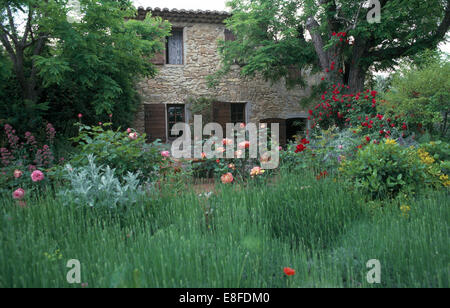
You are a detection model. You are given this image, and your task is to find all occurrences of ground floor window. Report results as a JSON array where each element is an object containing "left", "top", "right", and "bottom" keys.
[
  {"left": 286, "top": 118, "right": 307, "bottom": 142},
  {"left": 167, "top": 104, "right": 185, "bottom": 139},
  {"left": 231, "top": 103, "right": 246, "bottom": 124}
]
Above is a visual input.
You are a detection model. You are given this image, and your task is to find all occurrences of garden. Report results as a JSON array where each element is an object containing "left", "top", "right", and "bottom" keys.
[
  {"left": 1, "top": 70, "right": 449, "bottom": 287},
  {"left": 1, "top": 0, "right": 449, "bottom": 289}
]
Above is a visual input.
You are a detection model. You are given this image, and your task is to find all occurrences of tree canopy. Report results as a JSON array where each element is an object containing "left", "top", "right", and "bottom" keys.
[
  {"left": 382, "top": 53, "right": 450, "bottom": 136},
  {"left": 0, "top": 0, "right": 171, "bottom": 135},
  {"left": 211, "top": 0, "right": 450, "bottom": 92}
]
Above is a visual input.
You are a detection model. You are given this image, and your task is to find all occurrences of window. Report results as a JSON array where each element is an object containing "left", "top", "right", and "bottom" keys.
[
  {"left": 167, "top": 104, "right": 185, "bottom": 139},
  {"left": 166, "top": 29, "right": 184, "bottom": 65},
  {"left": 231, "top": 103, "right": 246, "bottom": 124}
]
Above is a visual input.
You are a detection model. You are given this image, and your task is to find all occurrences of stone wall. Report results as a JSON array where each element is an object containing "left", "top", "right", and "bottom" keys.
[{"left": 134, "top": 21, "right": 318, "bottom": 135}]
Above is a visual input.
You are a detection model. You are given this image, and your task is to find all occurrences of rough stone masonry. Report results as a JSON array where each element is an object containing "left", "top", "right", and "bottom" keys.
[{"left": 134, "top": 7, "right": 318, "bottom": 143}]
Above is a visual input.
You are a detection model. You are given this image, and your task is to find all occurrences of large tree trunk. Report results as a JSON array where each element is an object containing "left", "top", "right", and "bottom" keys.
[
  {"left": 345, "top": 38, "right": 368, "bottom": 93},
  {"left": 0, "top": 5, "right": 44, "bottom": 104},
  {"left": 347, "top": 65, "right": 366, "bottom": 93},
  {"left": 306, "top": 16, "right": 367, "bottom": 93}
]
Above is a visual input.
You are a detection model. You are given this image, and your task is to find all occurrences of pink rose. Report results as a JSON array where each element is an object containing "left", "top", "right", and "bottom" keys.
[
  {"left": 127, "top": 128, "right": 132, "bottom": 133},
  {"left": 14, "top": 169, "right": 23, "bottom": 179},
  {"left": 12, "top": 188, "right": 25, "bottom": 200},
  {"left": 128, "top": 132, "right": 138, "bottom": 140},
  {"left": 78, "top": 113, "right": 82, "bottom": 119},
  {"left": 31, "top": 170, "right": 45, "bottom": 182},
  {"left": 221, "top": 172, "right": 234, "bottom": 184},
  {"left": 161, "top": 151, "right": 170, "bottom": 158}
]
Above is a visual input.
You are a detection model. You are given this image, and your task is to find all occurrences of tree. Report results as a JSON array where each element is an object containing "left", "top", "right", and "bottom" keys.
[
  {"left": 211, "top": 0, "right": 450, "bottom": 92},
  {"left": 0, "top": 0, "right": 170, "bottom": 134},
  {"left": 382, "top": 53, "right": 450, "bottom": 137}
]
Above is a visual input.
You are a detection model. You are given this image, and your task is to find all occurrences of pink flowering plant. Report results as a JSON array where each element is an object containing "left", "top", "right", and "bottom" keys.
[
  {"left": 0, "top": 124, "right": 56, "bottom": 195},
  {"left": 70, "top": 123, "right": 165, "bottom": 182},
  {"left": 192, "top": 125, "right": 273, "bottom": 183}
]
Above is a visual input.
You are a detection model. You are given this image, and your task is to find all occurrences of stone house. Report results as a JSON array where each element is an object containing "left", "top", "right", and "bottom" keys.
[{"left": 134, "top": 7, "right": 317, "bottom": 145}]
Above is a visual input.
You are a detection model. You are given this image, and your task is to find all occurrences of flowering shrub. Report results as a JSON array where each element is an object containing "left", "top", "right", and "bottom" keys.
[
  {"left": 280, "top": 127, "right": 361, "bottom": 175},
  {"left": 417, "top": 147, "right": 449, "bottom": 188},
  {"left": 308, "top": 85, "right": 411, "bottom": 143},
  {"left": 70, "top": 123, "right": 164, "bottom": 182},
  {"left": 192, "top": 124, "right": 273, "bottom": 182},
  {"left": 58, "top": 154, "right": 145, "bottom": 209},
  {"left": 418, "top": 141, "right": 450, "bottom": 173},
  {"left": 0, "top": 124, "right": 56, "bottom": 169},
  {"left": 382, "top": 58, "right": 450, "bottom": 136},
  {"left": 0, "top": 124, "right": 56, "bottom": 195},
  {"left": 339, "top": 139, "right": 429, "bottom": 200}
]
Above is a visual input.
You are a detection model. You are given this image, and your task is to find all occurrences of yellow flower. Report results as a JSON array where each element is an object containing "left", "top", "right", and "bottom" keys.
[
  {"left": 385, "top": 138, "right": 397, "bottom": 145},
  {"left": 400, "top": 205, "right": 411, "bottom": 217},
  {"left": 417, "top": 148, "right": 435, "bottom": 165},
  {"left": 440, "top": 174, "right": 450, "bottom": 187},
  {"left": 250, "top": 166, "right": 265, "bottom": 177}
]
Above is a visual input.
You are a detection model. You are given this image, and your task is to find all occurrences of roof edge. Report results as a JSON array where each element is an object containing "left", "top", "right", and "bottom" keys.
[{"left": 136, "top": 7, "right": 231, "bottom": 24}]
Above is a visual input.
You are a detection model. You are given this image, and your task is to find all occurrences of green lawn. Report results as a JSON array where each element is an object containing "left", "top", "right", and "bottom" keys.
[{"left": 0, "top": 171, "right": 448, "bottom": 287}]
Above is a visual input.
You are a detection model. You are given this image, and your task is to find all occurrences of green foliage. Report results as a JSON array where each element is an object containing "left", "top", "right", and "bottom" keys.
[
  {"left": 187, "top": 96, "right": 214, "bottom": 124},
  {"left": 382, "top": 56, "right": 450, "bottom": 136},
  {"left": 0, "top": 123, "right": 60, "bottom": 193},
  {"left": 0, "top": 170, "right": 448, "bottom": 287},
  {"left": 281, "top": 127, "right": 360, "bottom": 175},
  {"left": 212, "top": 0, "right": 450, "bottom": 93},
  {"left": 70, "top": 123, "right": 164, "bottom": 182},
  {"left": 340, "top": 140, "right": 429, "bottom": 200},
  {"left": 0, "top": 0, "right": 171, "bottom": 135},
  {"left": 58, "top": 154, "right": 146, "bottom": 210},
  {"left": 419, "top": 140, "right": 450, "bottom": 163},
  {"left": 209, "top": 0, "right": 317, "bottom": 88}
]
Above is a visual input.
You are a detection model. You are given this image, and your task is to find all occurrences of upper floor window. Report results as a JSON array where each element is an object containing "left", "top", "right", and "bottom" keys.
[{"left": 166, "top": 29, "right": 184, "bottom": 65}]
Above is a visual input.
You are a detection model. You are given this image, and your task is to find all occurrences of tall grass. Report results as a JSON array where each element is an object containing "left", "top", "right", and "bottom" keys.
[{"left": 0, "top": 171, "right": 448, "bottom": 287}]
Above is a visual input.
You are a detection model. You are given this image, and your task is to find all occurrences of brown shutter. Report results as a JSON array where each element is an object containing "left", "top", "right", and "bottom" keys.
[
  {"left": 260, "top": 118, "right": 287, "bottom": 146},
  {"left": 144, "top": 104, "right": 166, "bottom": 142},
  {"left": 150, "top": 51, "right": 165, "bottom": 65},
  {"left": 224, "top": 29, "right": 236, "bottom": 42},
  {"left": 212, "top": 102, "right": 231, "bottom": 134},
  {"left": 150, "top": 38, "right": 166, "bottom": 65}
]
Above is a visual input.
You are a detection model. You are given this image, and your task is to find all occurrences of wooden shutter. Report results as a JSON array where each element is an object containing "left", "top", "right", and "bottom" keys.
[
  {"left": 150, "top": 48, "right": 165, "bottom": 65},
  {"left": 144, "top": 104, "right": 166, "bottom": 143},
  {"left": 225, "top": 29, "right": 236, "bottom": 41},
  {"left": 260, "top": 118, "right": 287, "bottom": 146},
  {"left": 167, "top": 29, "right": 183, "bottom": 65},
  {"left": 212, "top": 102, "right": 231, "bottom": 134}
]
